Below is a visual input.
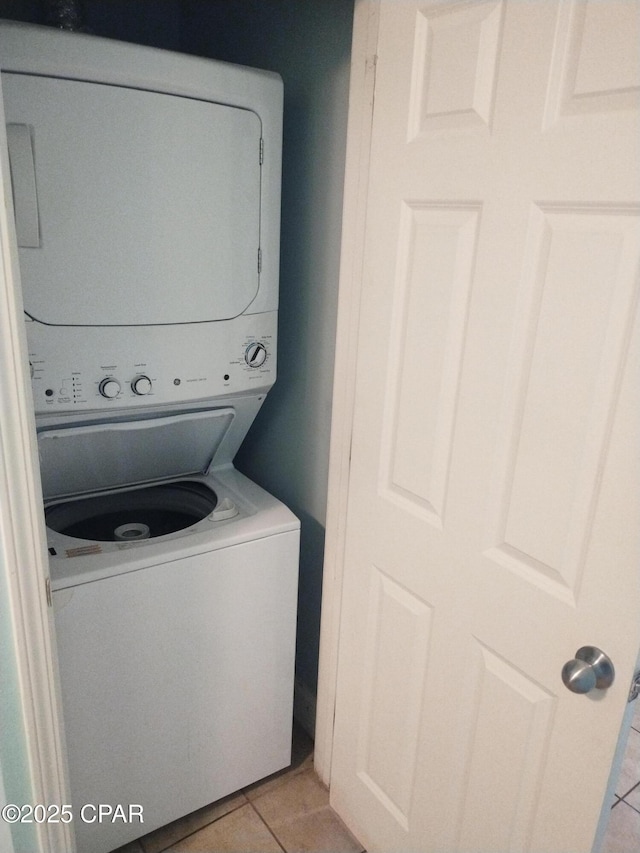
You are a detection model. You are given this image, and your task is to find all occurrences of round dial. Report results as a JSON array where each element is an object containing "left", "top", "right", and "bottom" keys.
[
  {"left": 131, "top": 375, "right": 152, "bottom": 396},
  {"left": 99, "top": 377, "right": 121, "bottom": 399},
  {"left": 245, "top": 342, "right": 267, "bottom": 368}
]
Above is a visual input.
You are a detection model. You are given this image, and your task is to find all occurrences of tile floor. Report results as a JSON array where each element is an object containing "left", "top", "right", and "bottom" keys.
[
  {"left": 601, "top": 699, "right": 640, "bottom": 853},
  {"left": 111, "top": 702, "right": 640, "bottom": 853},
  {"left": 113, "top": 725, "right": 364, "bottom": 853}
]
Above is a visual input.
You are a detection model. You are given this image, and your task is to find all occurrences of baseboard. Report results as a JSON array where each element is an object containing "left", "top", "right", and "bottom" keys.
[{"left": 293, "top": 677, "right": 317, "bottom": 740}]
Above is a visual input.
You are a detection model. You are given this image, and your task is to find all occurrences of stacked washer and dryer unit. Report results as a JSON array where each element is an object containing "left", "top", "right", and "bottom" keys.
[{"left": 1, "top": 21, "right": 299, "bottom": 853}]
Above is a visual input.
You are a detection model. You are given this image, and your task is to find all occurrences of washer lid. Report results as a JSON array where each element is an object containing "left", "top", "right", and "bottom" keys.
[{"left": 37, "top": 408, "right": 234, "bottom": 500}]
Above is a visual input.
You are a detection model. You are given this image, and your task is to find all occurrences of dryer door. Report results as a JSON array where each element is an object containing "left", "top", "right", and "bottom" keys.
[{"left": 3, "top": 73, "right": 262, "bottom": 326}]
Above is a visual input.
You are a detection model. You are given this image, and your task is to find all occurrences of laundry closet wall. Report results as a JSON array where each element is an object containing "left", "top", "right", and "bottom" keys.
[{"left": 0, "top": 0, "right": 354, "bottom": 735}]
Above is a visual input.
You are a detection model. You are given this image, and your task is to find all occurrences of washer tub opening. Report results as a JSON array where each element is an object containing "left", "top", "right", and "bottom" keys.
[{"left": 45, "top": 480, "right": 217, "bottom": 542}]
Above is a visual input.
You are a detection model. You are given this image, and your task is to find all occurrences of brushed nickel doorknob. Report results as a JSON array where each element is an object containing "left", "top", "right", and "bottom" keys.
[{"left": 562, "top": 646, "right": 615, "bottom": 694}]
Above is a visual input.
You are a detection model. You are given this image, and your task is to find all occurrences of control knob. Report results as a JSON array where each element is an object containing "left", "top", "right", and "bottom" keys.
[
  {"left": 99, "top": 377, "right": 121, "bottom": 399},
  {"left": 131, "top": 375, "right": 152, "bottom": 396},
  {"left": 245, "top": 342, "right": 267, "bottom": 368}
]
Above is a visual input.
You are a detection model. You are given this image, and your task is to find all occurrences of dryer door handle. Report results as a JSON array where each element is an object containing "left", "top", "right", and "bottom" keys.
[{"left": 6, "top": 124, "right": 41, "bottom": 248}]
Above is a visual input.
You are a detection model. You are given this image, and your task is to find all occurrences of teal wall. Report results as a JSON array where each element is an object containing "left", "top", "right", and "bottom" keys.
[{"left": 0, "top": 552, "right": 37, "bottom": 852}]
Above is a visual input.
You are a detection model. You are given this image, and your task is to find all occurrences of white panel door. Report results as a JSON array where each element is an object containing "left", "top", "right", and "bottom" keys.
[{"left": 330, "top": 2, "right": 640, "bottom": 852}]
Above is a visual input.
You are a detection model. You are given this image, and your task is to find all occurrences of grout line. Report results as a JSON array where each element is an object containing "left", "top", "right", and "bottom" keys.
[
  {"left": 617, "top": 780, "right": 640, "bottom": 802},
  {"left": 620, "top": 781, "right": 640, "bottom": 809},
  {"left": 141, "top": 797, "right": 250, "bottom": 853},
  {"left": 243, "top": 772, "right": 291, "bottom": 804},
  {"left": 248, "top": 800, "right": 287, "bottom": 853}
]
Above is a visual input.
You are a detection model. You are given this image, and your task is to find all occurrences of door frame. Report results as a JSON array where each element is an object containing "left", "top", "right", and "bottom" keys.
[
  {"left": 0, "top": 85, "right": 73, "bottom": 853},
  {"left": 315, "top": 0, "right": 379, "bottom": 785}
]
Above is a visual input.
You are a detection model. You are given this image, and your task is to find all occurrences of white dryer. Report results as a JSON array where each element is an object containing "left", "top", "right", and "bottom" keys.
[{"left": 0, "top": 21, "right": 299, "bottom": 853}]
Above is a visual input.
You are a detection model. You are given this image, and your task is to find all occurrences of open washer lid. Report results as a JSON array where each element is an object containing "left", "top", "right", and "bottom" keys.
[{"left": 37, "top": 408, "right": 234, "bottom": 501}]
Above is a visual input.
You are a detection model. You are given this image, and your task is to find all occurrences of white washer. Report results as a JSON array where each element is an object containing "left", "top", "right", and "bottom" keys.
[
  {"left": 0, "top": 22, "right": 299, "bottom": 853},
  {"left": 43, "top": 426, "right": 299, "bottom": 853}
]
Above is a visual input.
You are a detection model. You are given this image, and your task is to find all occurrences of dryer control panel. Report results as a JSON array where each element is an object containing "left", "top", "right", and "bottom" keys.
[{"left": 27, "top": 312, "right": 277, "bottom": 414}]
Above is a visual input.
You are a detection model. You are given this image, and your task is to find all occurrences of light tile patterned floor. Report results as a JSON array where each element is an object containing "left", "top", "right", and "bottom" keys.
[
  {"left": 113, "top": 726, "right": 364, "bottom": 853},
  {"left": 602, "top": 700, "right": 640, "bottom": 853},
  {"left": 111, "top": 701, "right": 640, "bottom": 852}
]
